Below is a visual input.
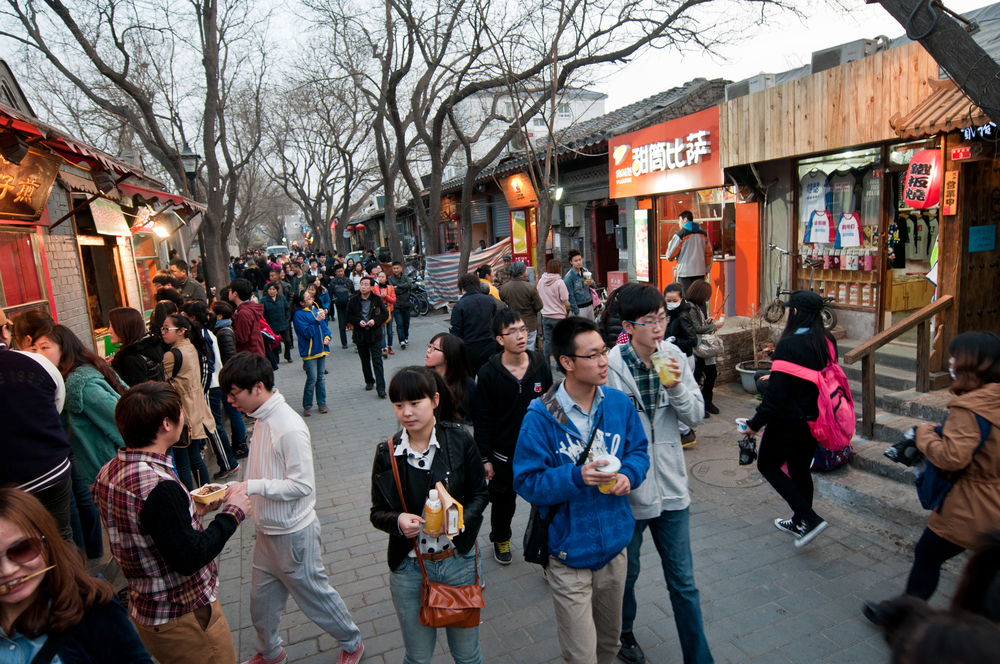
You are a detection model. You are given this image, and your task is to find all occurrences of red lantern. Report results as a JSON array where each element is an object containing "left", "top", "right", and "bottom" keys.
[
  {"left": 449, "top": 213, "right": 461, "bottom": 221},
  {"left": 903, "top": 149, "right": 942, "bottom": 209},
  {"left": 356, "top": 223, "right": 366, "bottom": 230}
]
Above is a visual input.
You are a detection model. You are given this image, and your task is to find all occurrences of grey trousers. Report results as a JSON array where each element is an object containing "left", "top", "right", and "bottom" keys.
[
  {"left": 250, "top": 516, "right": 362, "bottom": 659},
  {"left": 526, "top": 330, "right": 537, "bottom": 351}
]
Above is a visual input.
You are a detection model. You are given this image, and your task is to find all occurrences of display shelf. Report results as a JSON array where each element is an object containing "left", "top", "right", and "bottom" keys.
[{"left": 797, "top": 267, "right": 878, "bottom": 284}]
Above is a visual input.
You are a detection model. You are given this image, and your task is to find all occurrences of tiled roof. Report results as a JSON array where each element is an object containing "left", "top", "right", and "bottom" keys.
[{"left": 889, "top": 77, "right": 991, "bottom": 139}]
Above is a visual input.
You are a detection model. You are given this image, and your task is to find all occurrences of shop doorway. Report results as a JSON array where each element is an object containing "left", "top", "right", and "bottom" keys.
[{"left": 592, "top": 204, "right": 619, "bottom": 288}]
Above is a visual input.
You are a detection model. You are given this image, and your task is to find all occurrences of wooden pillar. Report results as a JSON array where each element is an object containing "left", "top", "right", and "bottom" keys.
[{"left": 937, "top": 132, "right": 963, "bottom": 357}]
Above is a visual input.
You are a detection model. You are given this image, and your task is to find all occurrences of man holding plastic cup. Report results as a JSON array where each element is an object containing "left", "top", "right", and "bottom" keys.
[{"left": 605, "top": 283, "right": 712, "bottom": 664}]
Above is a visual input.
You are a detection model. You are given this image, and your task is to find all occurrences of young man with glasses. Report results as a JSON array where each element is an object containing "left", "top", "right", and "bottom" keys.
[
  {"left": 473, "top": 309, "right": 553, "bottom": 565},
  {"left": 606, "top": 284, "right": 712, "bottom": 664},
  {"left": 93, "top": 381, "right": 251, "bottom": 664},
  {"left": 513, "top": 317, "right": 649, "bottom": 664},
  {"left": 221, "top": 353, "right": 365, "bottom": 664}
]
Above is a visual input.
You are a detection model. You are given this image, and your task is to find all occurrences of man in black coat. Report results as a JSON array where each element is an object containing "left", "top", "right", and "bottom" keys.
[
  {"left": 450, "top": 273, "right": 499, "bottom": 375},
  {"left": 346, "top": 276, "right": 390, "bottom": 397}
]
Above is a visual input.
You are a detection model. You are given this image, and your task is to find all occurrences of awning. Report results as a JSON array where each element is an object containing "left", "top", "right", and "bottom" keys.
[
  {"left": 117, "top": 182, "right": 207, "bottom": 213},
  {"left": 57, "top": 172, "right": 121, "bottom": 201},
  {"left": 889, "top": 78, "right": 992, "bottom": 140}
]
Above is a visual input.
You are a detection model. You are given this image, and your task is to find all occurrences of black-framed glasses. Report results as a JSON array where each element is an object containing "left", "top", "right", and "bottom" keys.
[
  {"left": 1, "top": 536, "right": 44, "bottom": 564},
  {"left": 567, "top": 348, "right": 610, "bottom": 361},
  {"left": 627, "top": 316, "right": 667, "bottom": 328},
  {"left": 426, "top": 344, "right": 442, "bottom": 353},
  {"left": 499, "top": 327, "right": 528, "bottom": 338}
]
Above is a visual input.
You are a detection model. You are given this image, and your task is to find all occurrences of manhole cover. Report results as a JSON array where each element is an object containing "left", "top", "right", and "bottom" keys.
[{"left": 690, "top": 459, "right": 765, "bottom": 488}]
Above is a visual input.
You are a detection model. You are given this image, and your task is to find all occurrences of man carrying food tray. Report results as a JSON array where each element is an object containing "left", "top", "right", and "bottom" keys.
[{"left": 92, "top": 381, "right": 251, "bottom": 664}]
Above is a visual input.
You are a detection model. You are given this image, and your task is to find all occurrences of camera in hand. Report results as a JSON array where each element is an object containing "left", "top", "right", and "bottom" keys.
[
  {"left": 884, "top": 428, "right": 924, "bottom": 467},
  {"left": 738, "top": 433, "right": 758, "bottom": 466}
]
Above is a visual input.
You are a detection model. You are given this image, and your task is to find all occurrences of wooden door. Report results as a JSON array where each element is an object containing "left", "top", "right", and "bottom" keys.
[{"left": 956, "top": 160, "right": 1000, "bottom": 335}]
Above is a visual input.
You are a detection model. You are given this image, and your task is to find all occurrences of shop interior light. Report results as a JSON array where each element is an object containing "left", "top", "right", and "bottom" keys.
[
  {"left": 0, "top": 131, "right": 30, "bottom": 165},
  {"left": 152, "top": 225, "right": 170, "bottom": 238}
]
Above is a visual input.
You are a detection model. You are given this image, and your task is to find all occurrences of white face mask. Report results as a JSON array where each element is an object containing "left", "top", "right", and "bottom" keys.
[
  {"left": 949, "top": 366, "right": 957, "bottom": 379},
  {"left": 666, "top": 301, "right": 681, "bottom": 310}
]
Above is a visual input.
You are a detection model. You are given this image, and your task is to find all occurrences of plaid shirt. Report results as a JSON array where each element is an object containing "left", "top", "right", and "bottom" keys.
[
  {"left": 92, "top": 449, "right": 224, "bottom": 626},
  {"left": 620, "top": 341, "right": 660, "bottom": 416}
]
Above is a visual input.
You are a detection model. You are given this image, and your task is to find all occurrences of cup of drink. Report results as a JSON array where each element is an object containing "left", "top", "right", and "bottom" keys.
[
  {"left": 650, "top": 350, "right": 680, "bottom": 386},
  {"left": 583, "top": 270, "right": 593, "bottom": 285},
  {"left": 593, "top": 454, "right": 621, "bottom": 494},
  {"left": 736, "top": 418, "right": 750, "bottom": 434}
]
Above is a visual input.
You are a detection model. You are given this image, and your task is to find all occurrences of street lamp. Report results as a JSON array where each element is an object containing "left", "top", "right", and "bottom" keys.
[{"left": 180, "top": 142, "right": 209, "bottom": 293}]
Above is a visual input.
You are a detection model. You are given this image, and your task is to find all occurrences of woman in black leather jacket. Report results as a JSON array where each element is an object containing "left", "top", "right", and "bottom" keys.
[{"left": 370, "top": 367, "right": 488, "bottom": 664}]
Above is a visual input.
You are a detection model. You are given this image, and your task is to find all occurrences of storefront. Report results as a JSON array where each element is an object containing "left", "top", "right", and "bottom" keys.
[{"left": 609, "top": 106, "right": 752, "bottom": 315}]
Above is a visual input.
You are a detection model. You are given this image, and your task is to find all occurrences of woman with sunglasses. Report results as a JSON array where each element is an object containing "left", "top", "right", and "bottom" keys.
[
  {"left": 0, "top": 487, "right": 152, "bottom": 663},
  {"left": 160, "top": 314, "right": 213, "bottom": 490}
]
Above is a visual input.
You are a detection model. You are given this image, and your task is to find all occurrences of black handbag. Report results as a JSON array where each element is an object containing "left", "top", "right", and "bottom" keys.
[{"left": 522, "top": 416, "right": 602, "bottom": 568}]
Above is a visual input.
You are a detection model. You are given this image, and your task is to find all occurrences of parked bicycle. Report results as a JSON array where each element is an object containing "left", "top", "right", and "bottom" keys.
[
  {"left": 763, "top": 244, "right": 838, "bottom": 331},
  {"left": 403, "top": 267, "right": 431, "bottom": 316}
]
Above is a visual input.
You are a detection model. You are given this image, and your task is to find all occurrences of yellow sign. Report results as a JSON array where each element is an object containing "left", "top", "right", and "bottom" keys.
[
  {"left": 511, "top": 210, "right": 528, "bottom": 257},
  {"left": 942, "top": 170, "right": 958, "bottom": 216}
]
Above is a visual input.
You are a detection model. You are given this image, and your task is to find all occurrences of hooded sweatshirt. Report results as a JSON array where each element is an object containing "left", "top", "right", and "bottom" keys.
[
  {"left": 916, "top": 382, "right": 1000, "bottom": 550},
  {"left": 537, "top": 272, "right": 570, "bottom": 319},
  {"left": 513, "top": 383, "right": 649, "bottom": 569},
  {"left": 473, "top": 350, "right": 554, "bottom": 462},
  {"left": 666, "top": 223, "right": 713, "bottom": 278},
  {"left": 233, "top": 300, "right": 266, "bottom": 355},
  {"left": 246, "top": 390, "right": 317, "bottom": 535},
  {"left": 606, "top": 341, "right": 703, "bottom": 519}
]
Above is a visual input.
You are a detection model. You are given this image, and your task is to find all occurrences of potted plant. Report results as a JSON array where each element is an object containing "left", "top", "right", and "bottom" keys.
[{"left": 735, "top": 304, "right": 773, "bottom": 393}]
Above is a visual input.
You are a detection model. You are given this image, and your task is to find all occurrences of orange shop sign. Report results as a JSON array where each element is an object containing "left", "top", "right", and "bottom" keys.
[
  {"left": 500, "top": 173, "right": 538, "bottom": 208},
  {"left": 608, "top": 107, "right": 723, "bottom": 198}
]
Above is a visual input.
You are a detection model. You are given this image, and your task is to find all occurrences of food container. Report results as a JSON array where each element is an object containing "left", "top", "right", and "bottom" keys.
[
  {"left": 593, "top": 454, "right": 621, "bottom": 494},
  {"left": 190, "top": 483, "right": 227, "bottom": 504}
]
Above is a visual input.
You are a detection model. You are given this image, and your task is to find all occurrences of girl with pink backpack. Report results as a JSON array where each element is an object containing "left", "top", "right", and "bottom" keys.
[{"left": 740, "top": 291, "right": 847, "bottom": 548}]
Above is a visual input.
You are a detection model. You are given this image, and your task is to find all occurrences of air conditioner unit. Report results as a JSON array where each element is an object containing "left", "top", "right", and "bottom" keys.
[
  {"left": 724, "top": 73, "right": 776, "bottom": 102},
  {"left": 563, "top": 204, "right": 582, "bottom": 228},
  {"left": 810, "top": 39, "right": 877, "bottom": 75},
  {"left": 509, "top": 132, "right": 526, "bottom": 152}
]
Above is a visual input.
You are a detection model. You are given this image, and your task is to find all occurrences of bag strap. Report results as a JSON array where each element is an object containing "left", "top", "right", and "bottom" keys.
[
  {"left": 168, "top": 347, "right": 183, "bottom": 383},
  {"left": 539, "top": 412, "right": 604, "bottom": 531},
  {"left": 933, "top": 414, "right": 992, "bottom": 514},
  {"left": 387, "top": 434, "right": 480, "bottom": 586},
  {"left": 769, "top": 359, "right": 820, "bottom": 383}
]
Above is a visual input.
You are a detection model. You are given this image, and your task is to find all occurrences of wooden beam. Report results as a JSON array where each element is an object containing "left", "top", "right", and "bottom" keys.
[
  {"left": 862, "top": 354, "right": 877, "bottom": 438},
  {"left": 916, "top": 320, "right": 931, "bottom": 392},
  {"left": 844, "top": 295, "right": 954, "bottom": 364}
]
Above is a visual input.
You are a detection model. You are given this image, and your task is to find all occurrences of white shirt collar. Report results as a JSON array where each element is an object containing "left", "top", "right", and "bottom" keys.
[{"left": 394, "top": 420, "right": 440, "bottom": 457}]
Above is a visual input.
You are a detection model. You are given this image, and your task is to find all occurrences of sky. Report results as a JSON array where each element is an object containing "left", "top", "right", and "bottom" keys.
[{"left": 594, "top": 0, "right": 989, "bottom": 112}]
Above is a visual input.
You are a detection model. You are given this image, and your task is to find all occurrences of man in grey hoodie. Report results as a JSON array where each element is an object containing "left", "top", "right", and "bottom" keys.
[{"left": 605, "top": 283, "right": 712, "bottom": 664}]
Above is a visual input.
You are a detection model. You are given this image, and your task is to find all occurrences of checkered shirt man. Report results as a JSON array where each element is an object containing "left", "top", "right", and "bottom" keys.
[{"left": 619, "top": 340, "right": 661, "bottom": 415}]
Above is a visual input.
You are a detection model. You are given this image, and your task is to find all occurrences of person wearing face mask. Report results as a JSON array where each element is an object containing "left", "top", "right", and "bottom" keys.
[
  {"left": 3, "top": 310, "right": 74, "bottom": 543},
  {"left": 663, "top": 284, "right": 699, "bottom": 447}
]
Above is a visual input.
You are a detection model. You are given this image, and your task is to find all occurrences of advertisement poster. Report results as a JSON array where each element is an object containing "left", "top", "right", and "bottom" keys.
[
  {"left": 89, "top": 199, "right": 131, "bottom": 236},
  {"left": 635, "top": 209, "right": 649, "bottom": 282},
  {"left": 511, "top": 210, "right": 529, "bottom": 258}
]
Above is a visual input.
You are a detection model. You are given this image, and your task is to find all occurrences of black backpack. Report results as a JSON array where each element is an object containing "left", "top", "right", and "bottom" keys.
[{"left": 135, "top": 335, "right": 166, "bottom": 383}]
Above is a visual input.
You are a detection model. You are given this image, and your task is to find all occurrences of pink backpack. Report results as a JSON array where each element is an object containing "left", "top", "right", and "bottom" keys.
[{"left": 770, "top": 340, "right": 855, "bottom": 451}]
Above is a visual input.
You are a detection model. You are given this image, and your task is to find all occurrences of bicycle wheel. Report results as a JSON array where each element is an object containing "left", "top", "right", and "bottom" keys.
[
  {"left": 416, "top": 295, "right": 430, "bottom": 316},
  {"left": 763, "top": 299, "right": 785, "bottom": 323},
  {"left": 821, "top": 307, "right": 838, "bottom": 331}
]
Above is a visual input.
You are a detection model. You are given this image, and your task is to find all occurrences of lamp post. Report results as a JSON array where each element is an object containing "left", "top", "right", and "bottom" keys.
[{"left": 180, "top": 143, "right": 210, "bottom": 294}]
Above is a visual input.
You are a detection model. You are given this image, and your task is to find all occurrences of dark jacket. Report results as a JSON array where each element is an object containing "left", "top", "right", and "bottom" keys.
[
  {"left": 233, "top": 300, "right": 265, "bottom": 355},
  {"left": 246, "top": 266, "right": 268, "bottom": 290},
  {"left": 473, "top": 351, "right": 553, "bottom": 462},
  {"left": 387, "top": 273, "right": 412, "bottom": 309},
  {"left": 330, "top": 276, "right": 354, "bottom": 308},
  {"left": 499, "top": 277, "right": 544, "bottom": 332},
  {"left": 213, "top": 319, "right": 237, "bottom": 364},
  {"left": 178, "top": 277, "right": 207, "bottom": 303},
  {"left": 37, "top": 596, "right": 154, "bottom": 664},
  {"left": 262, "top": 293, "right": 290, "bottom": 332},
  {"left": 747, "top": 331, "right": 837, "bottom": 432},
  {"left": 370, "top": 422, "right": 489, "bottom": 570},
  {"left": 111, "top": 335, "right": 165, "bottom": 386},
  {"left": 449, "top": 291, "right": 498, "bottom": 345},
  {"left": 666, "top": 301, "right": 697, "bottom": 356},
  {"left": 346, "top": 292, "right": 390, "bottom": 346}
]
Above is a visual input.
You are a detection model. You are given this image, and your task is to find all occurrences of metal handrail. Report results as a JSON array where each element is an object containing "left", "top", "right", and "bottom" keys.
[{"left": 844, "top": 295, "right": 953, "bottom": 438}]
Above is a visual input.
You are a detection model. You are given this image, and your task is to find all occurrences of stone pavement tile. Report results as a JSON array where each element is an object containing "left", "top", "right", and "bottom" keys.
[
  {"left": 774, "top": 608, "right": 838, "bottom": 638},
  {"left": 507, "top": 636, "right": 561, "bottom": 664},
  {"left": 744, "top": 652, "right": 793, "bottom": 664},
  {"left": 733, "top": 602, "right": 791, "bottom": 631},
  {"left": 734, "top": 583, "right": 791, "bottom": 610},
  {"left": 701, "top": 557, "right": 752, "bottom": 581},
  {"left": 703, "top": 616, "right": 752, "bottom": 645},
  {"left": 643, "top": 640, "right": 687, "bottom": 664},
  {"left": 820, "top": 641, "right": 886, "bottom": 664},
  {"left": 731, "top": 624, "right": 793, "bottom": 658},
  {"left": 819, "top": 616, "right": 880, "bottom": 648},
  {"left": 700, "top": 594, "right": 751, "bottom": 623},
  {"left": 710, "top": 641, "right": 751, "bottom": 664},
  {"left": 648, "top": 615, "right": 680, "bottom": 643},
  {"left": 775, "top": 589, "right": 830, "bottom": 613},
  {"left": 777, "top": 632, "right": 839, "bottom": 664}
]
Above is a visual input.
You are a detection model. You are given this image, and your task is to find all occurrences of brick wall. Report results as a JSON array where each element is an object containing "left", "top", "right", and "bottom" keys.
[
  {"left": 45, "top": 219, "right": 92, "bottom": 342},
  {"left": 713, "top": 324, "right": 778, "bottom": 385}
]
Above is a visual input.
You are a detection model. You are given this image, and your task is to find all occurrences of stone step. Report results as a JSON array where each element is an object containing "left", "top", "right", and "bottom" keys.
[
  {"left": 813, "top": 463, "right": 928, "bottom": 542},
  {"left": 837, "top": 338, "right": 921, "bottom": 372},
  {"left": 849, "top": 433, "right": 919, "bottom": 486},
  {"left": 841, "top": 362, "right": 918, "bottom": 392},
  {"left": 881, "top": 388, "right": 952, "bottom": 423}
]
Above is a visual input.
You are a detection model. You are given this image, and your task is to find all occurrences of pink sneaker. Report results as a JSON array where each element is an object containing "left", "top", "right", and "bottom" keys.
[
  {"left": 337, "top": 641, "right": 364, "bottom": 664},
  {"left": 242, "top": 649, "right": 286, "bottom": 664}
]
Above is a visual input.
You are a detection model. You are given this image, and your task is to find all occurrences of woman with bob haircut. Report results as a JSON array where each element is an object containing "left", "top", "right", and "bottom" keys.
[
  {"left": 906, "top": 331, "right": 1000, "bottom": 600},
  {"left": 109, "top": 307, "right": 165, "bottom": 386},
  {"left": 369, "top": 366, "right": 489, "bottom": 664},
  {"left": 424, "top": 332, "right": 476, "bottom": 424},
  {"left": 0, "top": 487, "right": 152, "bottom": 663}
]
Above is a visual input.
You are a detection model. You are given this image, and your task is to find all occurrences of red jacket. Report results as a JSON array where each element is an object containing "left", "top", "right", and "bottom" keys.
[{"left": 233, "top": 301, "right": 265, "bottom": 355}]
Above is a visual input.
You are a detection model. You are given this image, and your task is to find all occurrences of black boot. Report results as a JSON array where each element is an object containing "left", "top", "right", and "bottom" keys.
[{"left": 618, "top": 631, "right": 645, "bottom": 664}]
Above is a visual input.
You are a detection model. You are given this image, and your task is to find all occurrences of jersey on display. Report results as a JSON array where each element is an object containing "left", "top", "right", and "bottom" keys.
[
  {"left": 860, "top": 168, "right": 881, "bottom": 227},
  {"left": 829, "top": 170, "right": 857, "bottom": 222},
  {"left": 806, "top": 210, "right": 834, "bottom": 244},
  {"left": 837, "top": 213, "right": 862, "bottom": 248},
  {"left": 800, "top": 170, "right": 830, "bottom": 223}
]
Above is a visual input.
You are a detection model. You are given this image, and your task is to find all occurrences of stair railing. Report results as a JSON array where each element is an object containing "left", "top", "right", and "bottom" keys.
[{"left": 843, "top": 295, "right": 954, "bottom": 438}]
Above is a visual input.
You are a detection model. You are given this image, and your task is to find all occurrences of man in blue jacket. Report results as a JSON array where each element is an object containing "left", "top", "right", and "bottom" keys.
[
  {"left": 563, "top": 249, "right": 594, "bottom": 320},
  {"left": 513, "top": 316, "right": 649, "bottom": 664}
]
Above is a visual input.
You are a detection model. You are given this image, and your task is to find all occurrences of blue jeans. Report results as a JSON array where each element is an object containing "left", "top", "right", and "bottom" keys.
[
  {"left": 383, "top": 318, "right": 394, "bottom": 348},
  {"left": 622, "top": 508, "right": 713, "bottom": 664},
  {"left": 69, "top": 462, "right": 103, "bottom": 558},
  {"left": 173, "top": 439, "right": 210, "bottom": 489},
  {"left": 302, "top": 355, "right": 327, "bottom": 408},
  {"left": 389, "top": 550, "right": 483, "bottom": 664},
  {"left": 222, "top": 392, "right": 246, "bottom": 445},
  {"left": 393, "top": 308, "right": 411, "bottom": 343},
  {"left": 208, "top": 387, "right": 239, "bottom": 468}
]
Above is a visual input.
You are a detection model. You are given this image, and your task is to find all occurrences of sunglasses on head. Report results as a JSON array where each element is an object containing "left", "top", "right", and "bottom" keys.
[{"left": 1, "top": 537, "right": 44, "bottom": 564}]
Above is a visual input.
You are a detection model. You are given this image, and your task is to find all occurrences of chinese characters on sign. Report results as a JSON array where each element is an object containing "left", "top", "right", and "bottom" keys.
[
  {"left": 969, "top": 225, "right": 996, "bottom": 253},
  {"left": 902, "top": 150, "right": 941, "bottom": 210},
  {"left": 960, "top": 122, "right": 997, "bottom": 141},
  {"left": 942, "top": 171, "right": 958, "bottom": 216},
  {"left": 0, "top": 149, "right": 61, "bottom": 222},
  {"left": 628, "top": 131, "right": 711, "bottom": 178}
]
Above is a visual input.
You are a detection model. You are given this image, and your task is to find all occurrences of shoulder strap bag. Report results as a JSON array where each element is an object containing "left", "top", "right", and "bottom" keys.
[
  {"left": 388, "top": 437, "right": 484, "bottom": 629},
  {"left": 522, "top": 413, "right": 603, "bottom": 568}
]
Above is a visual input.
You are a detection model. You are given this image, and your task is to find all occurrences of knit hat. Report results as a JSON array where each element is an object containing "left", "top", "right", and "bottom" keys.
[{"left": 509, "top": 261, "right": 527, "bottom": 278}]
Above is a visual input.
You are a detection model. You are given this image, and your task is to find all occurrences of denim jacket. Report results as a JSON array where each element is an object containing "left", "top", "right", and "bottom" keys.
[{"left": 564, "top": 268, "right": 590, "bottom": 313}]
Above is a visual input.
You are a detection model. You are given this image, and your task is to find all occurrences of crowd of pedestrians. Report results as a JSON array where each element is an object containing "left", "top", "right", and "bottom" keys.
[{"left": 2, "top": 241, "right": 999, "bottom": 664}]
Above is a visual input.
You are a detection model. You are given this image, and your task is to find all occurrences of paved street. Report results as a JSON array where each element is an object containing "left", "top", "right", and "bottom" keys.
[{"left": 214, "top": 313, "right": 963, "bottom": 664}]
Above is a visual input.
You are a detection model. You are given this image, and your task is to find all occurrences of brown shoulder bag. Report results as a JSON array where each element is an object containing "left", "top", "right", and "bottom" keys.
[{"left": 388, "top": 437, "right": 484, "bottom": 629}]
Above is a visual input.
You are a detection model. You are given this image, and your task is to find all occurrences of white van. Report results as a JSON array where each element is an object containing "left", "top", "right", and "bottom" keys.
[{"left": 265, "top": 245, "right": 289, "bottom": 257}]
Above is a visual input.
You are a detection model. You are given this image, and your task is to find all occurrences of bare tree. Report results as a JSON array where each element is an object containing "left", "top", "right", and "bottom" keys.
[{"left": 0, "top": 0, "right": 270, "bottom": 288}]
